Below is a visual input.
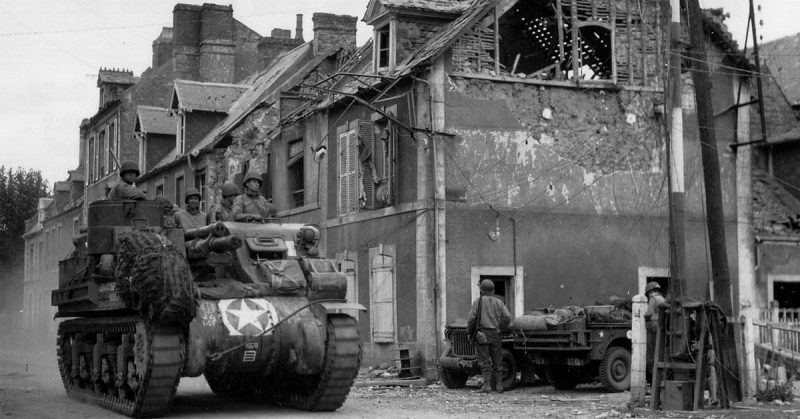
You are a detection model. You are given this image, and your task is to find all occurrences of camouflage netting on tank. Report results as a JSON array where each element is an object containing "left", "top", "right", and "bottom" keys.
[{"left": 115, "top": 231, "right": 196, "bottom": 325}]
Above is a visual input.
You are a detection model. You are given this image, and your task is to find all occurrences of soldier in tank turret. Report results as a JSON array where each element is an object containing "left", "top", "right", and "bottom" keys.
[
  {"left": 208, "top": 182, "right": 240, "bottom": 223},
  {"left": 108, "top": 161, "right": 145, "bottom": 200},
  {"left": 231, "top": 169, "right": 277, "bottom": 222},
  {"left": 175, "top": 187, "right": 207, "bottom": 230}
]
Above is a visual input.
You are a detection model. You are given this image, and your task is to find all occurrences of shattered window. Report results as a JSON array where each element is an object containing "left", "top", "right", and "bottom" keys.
[
  {"left": 451, "top": 0, "right": 661, "bottom": 87},
  {"left": 496, "top": 1, "right": 613, "bottom": 81}
]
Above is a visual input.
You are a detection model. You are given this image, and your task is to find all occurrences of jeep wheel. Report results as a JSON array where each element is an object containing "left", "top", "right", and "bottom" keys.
[
  {"left": 439, "top": 367, "right": 468, "bottom": 389},
  {"left": 599, "top": 346, "right": 631, "bottom": 392},
  {"left": 545, "top": 365, "right": 579, "bottom": 390},
  {"left": 499, "top": 349, "right": 517, "bottom": 390}
]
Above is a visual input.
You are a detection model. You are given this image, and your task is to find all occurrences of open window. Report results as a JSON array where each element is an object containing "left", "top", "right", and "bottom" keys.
[
  {"left": 374, "top": 22, "right": 394, "bottom": 72},
  {"left": 287, "top": 140, "right": 304, "bottom": 208}
]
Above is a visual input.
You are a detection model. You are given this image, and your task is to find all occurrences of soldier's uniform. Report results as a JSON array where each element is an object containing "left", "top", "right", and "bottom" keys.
[
  {"left": 231, "top": 170, "right": 276, "bottom": 221},
  {"left": 175, "top": 187, "right": 207, "bottom": 230},
  {"left": 208, "top": 182, "right": 239, "bottom": 223},
  {"left": 467, "top": 280, "right": 511, "bottom": 393},
  {"left": 108, "top": 161, "right": 145, "bottom": 200}
]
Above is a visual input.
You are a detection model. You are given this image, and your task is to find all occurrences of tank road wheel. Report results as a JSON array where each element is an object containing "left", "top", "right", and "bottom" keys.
[
  {"left": 282, "top": 315, "right": 362, "bottom": 411},
  {"left": 546, "top": 365, "right": 580, "bottom": 390},
  {"left": 499, "top": 349, "right": 518, "bottom": 390},
  {"left": 115, "top": 231, "right": 196, "bottom": 326},
  {"left": 599, "top": 346, "right": 631, "bottom": 392},
  {"left": 56, "top": 318, "right": 185, "bottom": 418}
]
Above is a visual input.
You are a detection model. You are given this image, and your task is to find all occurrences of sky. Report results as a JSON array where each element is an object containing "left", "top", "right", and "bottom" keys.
[{"left": 0, "top": 0, "right": 795, "bottom": 189}]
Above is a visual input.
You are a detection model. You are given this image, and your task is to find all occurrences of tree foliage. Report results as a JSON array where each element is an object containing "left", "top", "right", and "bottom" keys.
[{"left": 0, "top": 167, "right": 50, "bottom": 267}]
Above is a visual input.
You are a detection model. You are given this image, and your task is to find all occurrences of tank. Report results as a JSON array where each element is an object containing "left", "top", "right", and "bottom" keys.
[{"left": 52, "top": 199, "right": 364, "bottom": 417}]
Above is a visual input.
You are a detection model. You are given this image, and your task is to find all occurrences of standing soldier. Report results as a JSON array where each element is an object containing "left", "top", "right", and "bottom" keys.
[
  {"left": 108, "top": 161, "right": 145, "bottom": 200},
  {"left": 232, "top": 169, "right": 277, "bottom": 222},
  {"left": 644, "top": 281, "right": 667, "bottom": 381},
  {"left": 467, "top": 279, "right": 511, "bottom": 393},
  {"left": 208, "top": 182, "right": 239, "bottom": 223},
  {"left": 175, "top": 187, "right": 207, "bottom": 230}
]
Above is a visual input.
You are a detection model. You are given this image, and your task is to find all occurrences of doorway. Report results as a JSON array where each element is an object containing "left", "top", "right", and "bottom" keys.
[
  {"left": 470, "top": 266, "right": 524, "bottom": 317},
  {"left": 480, "top": 275, "right": 512, "bottom": 308}
]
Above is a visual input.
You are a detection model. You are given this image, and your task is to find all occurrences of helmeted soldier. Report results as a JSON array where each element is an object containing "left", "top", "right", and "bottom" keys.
[
  {"left": 208, "top": 182, "right": 239, "bottom": 223},
  {"left": 467, "top": 279, "right": 511, "bottom": 393},
  {"left": 231, "top": 169, "right": 277, "bottom": 222},
  {"left": 108, "top": 161, "right": 145, "bottom": 200},
  {"left": 644, "top": 281, "right": 667, "bottom": 382},
  {"left": 175, "top": 187, "right": 207, "bottom": 230}
]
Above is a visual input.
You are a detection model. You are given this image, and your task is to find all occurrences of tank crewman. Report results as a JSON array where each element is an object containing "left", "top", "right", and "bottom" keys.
[
  {"left": 154, "top": 196, "right": 180, "bottom": 228},
  {"left": 231, "top": 169, "right": 277, "bottom": 222},
  {"left": 175, "top": 187, "right": 207, "bottom": 230},
  {"left": 467, "top": 279, "right": 511, "bottom": 393},
  {"left": 208, "top": 182, "right": 239, "bottom": 223},
  {"left": 644, "top": 281, "right": 667, "bottom": 380},
  {"left": 108, "top": 161, "right": 145, "bottom": 200}
]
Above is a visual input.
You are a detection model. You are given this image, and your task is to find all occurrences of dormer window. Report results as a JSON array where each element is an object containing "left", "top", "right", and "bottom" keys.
[{"left": 377, "top": 25, "right": 390, "bottom": 69}]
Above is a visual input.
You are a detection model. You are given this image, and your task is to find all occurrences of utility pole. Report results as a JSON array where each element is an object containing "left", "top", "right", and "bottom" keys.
[
  {"left": 749, "top": 0, "right": 768, "bottom": 143},
  {"left": 686, "top": 0, "right": 732, "bottom": 315},
  {"left": 667, "top": 0, "right": 687, "bottom": 300}
]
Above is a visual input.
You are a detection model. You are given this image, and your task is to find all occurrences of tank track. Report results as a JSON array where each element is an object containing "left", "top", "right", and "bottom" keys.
[
  {"left": 282, "top": 315, "right": 362, "bottom": 411},
  {"left": 57, "top": 317, "right": 184, "bottom": 418}
]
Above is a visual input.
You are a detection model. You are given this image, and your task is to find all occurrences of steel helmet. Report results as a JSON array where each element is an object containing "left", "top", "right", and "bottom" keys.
[
  {"left": 119, "top": 160, "right": 140, "bottom": 177},
  {"left": 184, "top": 187, "right": 201, "bottom": 203},
  {"left": 243, "top": 169, "right": 262, "bottom": 186},
  {"left": 220, "top": 182, "right": 240, "bottom": 197},
  {"left": 645, "top": 281, "right": 661, "bottom": 294},
  {"left": 479, "top": 279, "right": 494, "bottom": 293}
]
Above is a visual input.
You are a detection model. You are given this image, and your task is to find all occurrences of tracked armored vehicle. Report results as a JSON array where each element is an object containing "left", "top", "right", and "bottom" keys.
[{"left": 52, "top": 199, "right": 363, "bottom": 417}]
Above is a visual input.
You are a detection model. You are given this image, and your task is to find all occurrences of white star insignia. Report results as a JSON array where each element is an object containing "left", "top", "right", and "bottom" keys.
[
  {"left": 218, "top": 298, "right": 277, "bottom": 336},
  {"left": 599, "top": 331, "right": 604, "bottom": 338}
]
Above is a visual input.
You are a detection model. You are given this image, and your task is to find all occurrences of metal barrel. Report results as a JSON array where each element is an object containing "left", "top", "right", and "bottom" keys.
[
  {"left": 185, "top": 234, "right": 242, "bottom": 256},
  {"left": 184, "top": 221, "right": 228, "bottom": 240}
]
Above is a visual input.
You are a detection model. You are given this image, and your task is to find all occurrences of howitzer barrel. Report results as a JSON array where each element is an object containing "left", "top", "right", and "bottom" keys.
[
  {"left": 184, "top": 222, "right": 228, "bottom": 240},
  {"left": 186, "top": 234, "right": 242, "bottom": 257}
]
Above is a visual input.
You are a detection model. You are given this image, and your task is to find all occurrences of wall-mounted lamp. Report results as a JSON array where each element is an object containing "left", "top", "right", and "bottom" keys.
[{"left": 313, "top": 145, "right": 327, "bottom": 162}]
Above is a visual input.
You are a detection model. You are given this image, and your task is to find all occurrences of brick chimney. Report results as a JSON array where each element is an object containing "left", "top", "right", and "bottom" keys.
[
  {"left": 97, "top": 68, "right": 136, "bottom": 108},
  {"left": 312, "top": 13, "right": 357, "bottom": 57},
  {"left": 68, "top": 169, "right": 85, "bottom": 203},
  {"left": 54, "top": 182, "right": 71, "bottom": 210},
  {"left": 173, "top": 4, "right": 202, "bottom": 80},
  {"left": 199, "top": 4, "right": 235, "bottom": 83},
  {"left": 257, "top": 24, "right": 304, "bottom": 68},
  {"left": 296, "top": 14, "right": 304, "bottom": 41},
  {"left": 152, "top": 27, "right": 173, "bottom": 68}
]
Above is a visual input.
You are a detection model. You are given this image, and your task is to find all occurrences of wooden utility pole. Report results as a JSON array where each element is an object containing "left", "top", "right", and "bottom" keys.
[
  {"left": 686, "top": 0, "right": 732, "bottom": 315},
  {"left": 667, "top": 0, "right": 687, "bottom": 299}
]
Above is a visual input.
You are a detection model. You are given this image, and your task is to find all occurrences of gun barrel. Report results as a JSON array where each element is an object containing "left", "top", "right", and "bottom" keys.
[
  {"left": 184, "top": 222, "right": 228, "bottom": 240},
  {"left": 185, "top": 234, "right": 242, "bottom": 257}
]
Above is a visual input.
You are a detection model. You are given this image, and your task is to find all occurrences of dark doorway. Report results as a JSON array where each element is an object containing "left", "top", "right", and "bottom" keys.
[
  {"left": 647, "top": 276, "right": 671, "bottom": 299},
  {"left": 480, "top": 275, "right": 513, "bottom": 314},
  {"left": 773, "top": 281, "right": 800, "bottom": 309}
]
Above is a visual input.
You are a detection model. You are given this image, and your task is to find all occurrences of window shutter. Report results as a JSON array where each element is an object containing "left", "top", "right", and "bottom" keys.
[
  {"left": 358, "top": 120, "right": 376, "bottom": 209},
  {"left": 370, "top": 254, "right": 395, "bottom": 342},
  {"left": 337, "top": 130, "right": 348, "bottom": 216},
  {"left": 346, "top": 129, "right": 358, "bottom": 214}
]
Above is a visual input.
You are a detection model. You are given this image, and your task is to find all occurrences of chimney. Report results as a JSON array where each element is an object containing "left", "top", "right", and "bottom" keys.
[
  {"left": 258, "top": 27, "right": 304, "bottom": 69},
  {"left": 69, "top": 169, "right": 85, "bottom": 203},
  {"left": 54, "top": 182, "right": 71, "bottom": 210},
  {"left": 97, "top": 68, "right": 135, "bottom": 108},
  {"left": 173, "top": 4, "right": 202, "bottom": 80},
  {"left": 295, "top": 14, "right": 304, "bottom": 41},
  {"left": 199, "top": 4, "right": 235, "bottom": 83},
  {"left": 152, "top": 27, "right": 174, "bottom": 68},
  {"left": 312, "top": 13, "right": 357, "bottom": 57}
]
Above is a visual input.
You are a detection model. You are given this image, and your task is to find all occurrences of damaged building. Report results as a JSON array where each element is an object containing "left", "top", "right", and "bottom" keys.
[{"left": 26, "top": 0, "right": 795, "bottom": 381}]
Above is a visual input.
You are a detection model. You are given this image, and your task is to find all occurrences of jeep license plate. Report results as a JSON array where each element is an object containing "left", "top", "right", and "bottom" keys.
[{"left": 566, "top": 358, "right": 583, "bottom": 366}]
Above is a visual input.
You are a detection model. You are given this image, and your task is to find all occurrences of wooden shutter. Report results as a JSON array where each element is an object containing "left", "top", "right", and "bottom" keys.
[
  {"left": 338, "top": 125, "right": 359, "bottom": 216},
  {"left": 370, "top": 253, "right": 395, "bottom": 342},
  {"left": 359, "top": 120, "right": 376, "bottom": 209}
]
